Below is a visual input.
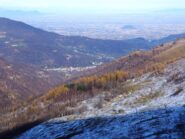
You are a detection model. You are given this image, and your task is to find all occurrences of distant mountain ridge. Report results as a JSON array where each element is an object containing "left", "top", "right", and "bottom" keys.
[{"left": 0, "top": 17, "right": 185, "bottom": 68}]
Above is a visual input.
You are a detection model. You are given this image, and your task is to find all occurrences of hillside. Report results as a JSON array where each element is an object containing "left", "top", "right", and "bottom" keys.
[
  {"left": 1, "top": 37, "right": 185, "bottom": 138},
  {"left": 0, "top": 17, "right": 185, "bottom": 68},
  {"left": 0, "top": 58, "right": 64, "bottom": 115},
  {"left": 84, "top": 38, "right": 185, "bottom": 76}
]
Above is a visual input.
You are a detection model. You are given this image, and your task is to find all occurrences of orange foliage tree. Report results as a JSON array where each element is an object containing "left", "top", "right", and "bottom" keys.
[{"left": 45, "top": 85, "right": 69, "bottom": 100}]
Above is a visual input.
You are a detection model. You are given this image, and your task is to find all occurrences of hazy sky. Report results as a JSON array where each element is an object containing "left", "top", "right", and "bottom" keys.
[{"left": 1, "top": 0, "right": 185, "bottom": 14}]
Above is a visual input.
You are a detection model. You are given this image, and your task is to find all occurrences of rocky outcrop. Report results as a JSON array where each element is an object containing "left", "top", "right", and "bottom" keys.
[{"left": 17, "top": 106, "right": 185, "bottom": 139}]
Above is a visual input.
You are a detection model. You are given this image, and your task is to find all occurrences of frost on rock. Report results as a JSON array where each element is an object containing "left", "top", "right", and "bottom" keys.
[
  {"left": 17, "top": 58, "right": 185, "bottom": 139},
  {"left": 17, "top": 107, "right": 185, "bottom": 139}
]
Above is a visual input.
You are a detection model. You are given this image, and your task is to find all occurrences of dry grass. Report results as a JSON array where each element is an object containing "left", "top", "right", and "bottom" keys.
[
  {"left": 154, "top": 40, "right": 185, "bottom": 64},
  {"left": 1, "top": 38, "right": 185, "bottom": 134},
  {"left": 133, "top": 91, "right": 164, "bottom": 106}
]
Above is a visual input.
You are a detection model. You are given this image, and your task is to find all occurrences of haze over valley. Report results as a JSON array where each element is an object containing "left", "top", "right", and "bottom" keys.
[{"left": 2, "top": 10, "right": 185, "bottom": 40}]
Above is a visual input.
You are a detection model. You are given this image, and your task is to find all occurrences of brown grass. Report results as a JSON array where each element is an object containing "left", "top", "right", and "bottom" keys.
[{"left": 1, "top": 38, "right": 185, "bottom": 133}]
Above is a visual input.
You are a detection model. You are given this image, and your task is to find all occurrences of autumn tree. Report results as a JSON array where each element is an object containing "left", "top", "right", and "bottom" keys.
[{"left": 45, "top": 85, "right": 69, "bottom": 100}]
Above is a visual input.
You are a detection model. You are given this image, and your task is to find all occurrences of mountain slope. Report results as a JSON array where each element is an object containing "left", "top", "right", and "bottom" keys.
[
  {"left": 2, "top": 56, "right": 185, "bottom": 138},
  {"left": 1, "top": 37, "right": 185, "bottom": 137},
  {"left": 1, "top": 17, "right": 185, "bottom": 68},
  {"left": 0, "top": 17, "right": 102, "bottom": 67},
  {"left": 84, "top": 38, "right": 185, "bottom": 76},
  {"left": 0, "top": 58, "right": 64, "bottom": 113}
]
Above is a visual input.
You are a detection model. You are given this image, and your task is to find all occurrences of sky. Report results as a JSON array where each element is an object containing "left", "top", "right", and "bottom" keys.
[{"left": 0, "top": 0, "right": 185, "bottom": 14}]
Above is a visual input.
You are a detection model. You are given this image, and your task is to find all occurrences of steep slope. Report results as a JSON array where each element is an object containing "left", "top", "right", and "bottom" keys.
[
  {"left": 2, "top": 55, "right": 185, "bottom": 138},
  {"left": 16, "top": 57, "right": 185, "bottom": 139},
  {"left": 84, "top": 38, "right": 185, "bottom": 76},
  {"left": 59, "top": 57, "right": 185, "bottom": 118},
  {"left": 0, "top": 58, "right": 64, "bottom": 114},
  {"left": 1, "top": 37, "right": 185, "bottom": 137}
]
